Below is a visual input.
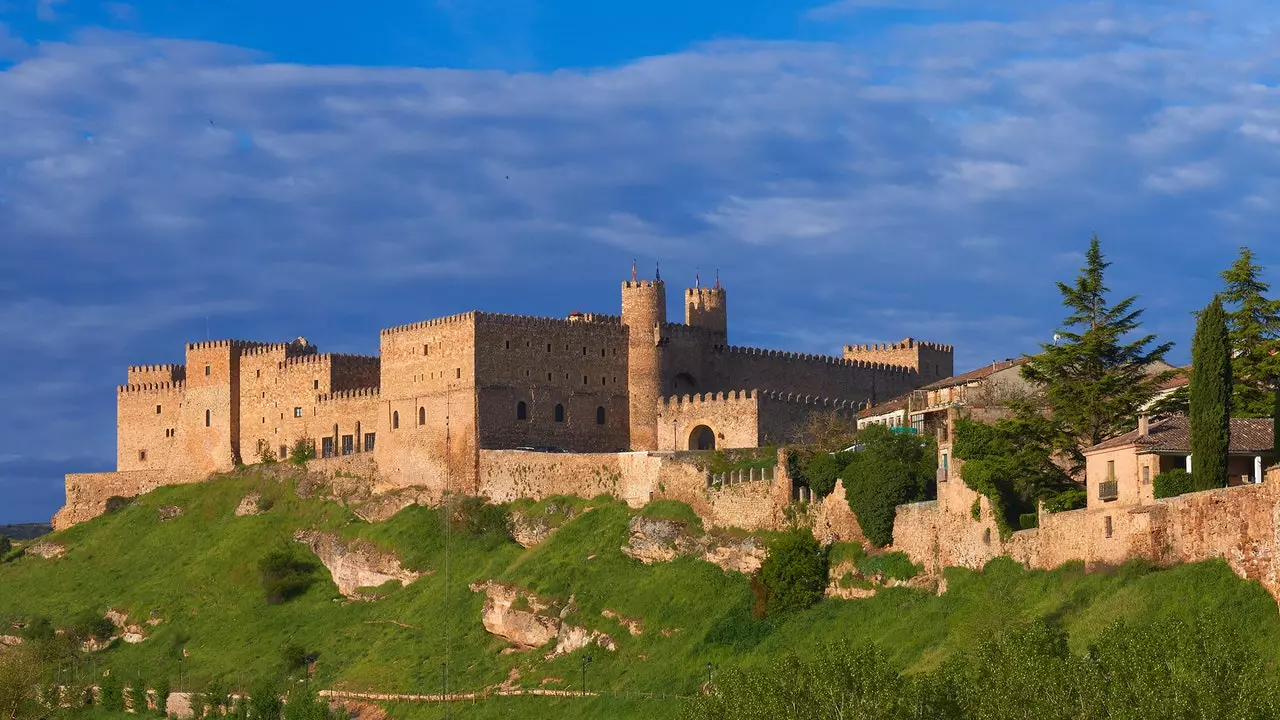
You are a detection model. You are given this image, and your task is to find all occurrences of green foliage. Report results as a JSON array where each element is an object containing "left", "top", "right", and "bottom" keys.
[
  {"left": 153, "top": 680, "right": 170, "bottom": 717},
  {"left": 638, "top": 500, "right": 704, "bottom": 533},
  {"left": 1190, "top": 295, "right": 1232, "bottom": 491},
  {"left": 1042, "top": 488, "right": 1087, "bottom": 514},
  {"left": 189, "top": 692, "right": 207, "bottom": 720},
  {"left": 70, "top": 609, "right": 116, "bottom": 644},
  {"left": 826, "top": 541, "right": 865, "bottom": 568},
  {"left": 1021, "top": 235, "right": 1175, "bottom": 472},
  {"left": 258, "top": 544, "right": 323, "bottom": 605},
  {"left": 105, "top": 496, "right": 132, "bottom": 514},
  {"left": 841, "top": 424, "right": 936, "bottom": 547},
  {"left": 99, "top": 671, "right": 125, "bottom": 712},
  {"left": 256, "top": 439, "right": 279, "bottom": 465},
  {"left": 1220, "top": 246, "right": 1280, "bottom": 418},
  {"left": 288, "top": 439, "right": 316, "bottom": 466},
  {"left": 1019, "top": 512, "right": 1039, "bottom": 530},
  {"left": 855, "top": 551, "right": 920, "bottom": 582},
  {"left": 125, "top": 682, "right": 145, "bottom": 713},
  {"left": 699, "top": 446, "right": 778, "bottom": 475},
  {"left": 684, "top": 614, "right": 1280, "bottom": 720},
  {"left": 759, "top": 530, "right": 827, "bottom": 615},
  {"left": 248, "top": 679, "right": 282, "bottom": 720},
  {"left": 800, "top": 450, "right": 852, "bottom": 499},
  {"left": 0, "top": 536, "right": 9, "bottom": 558},
  {"left": 282, "top": 682, "right": 329, "bottom": 720},
  {"left": 1153, "top": 469, "right": 1196, "bottom": 499},
  {"left": 952, "top": 413, "right": 1075, "bottom": 539},
  {"left": 447, "top": 495, "right": 512, "bottom": 544}
]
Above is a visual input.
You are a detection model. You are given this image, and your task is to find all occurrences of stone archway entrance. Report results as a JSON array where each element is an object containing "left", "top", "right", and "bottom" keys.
[{"left": 689, "top": 425, "right": 716, "bottom": 451}]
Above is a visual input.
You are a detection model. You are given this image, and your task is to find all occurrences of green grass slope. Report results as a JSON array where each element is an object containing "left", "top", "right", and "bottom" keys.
[{"left": 2, "top": 468, "right": 1279, "bottom": 719}]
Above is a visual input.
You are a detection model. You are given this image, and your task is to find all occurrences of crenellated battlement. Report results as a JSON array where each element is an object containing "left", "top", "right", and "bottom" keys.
[
  {"left": 686, "top": 287, "right": 726, "bottom": 297},
  {"left": 718, "top": 345, "right": 919, "bottom": 374},
  {"left": 844, "top": 338, "right": 954, "bottom": 354},
  {"left": 476, "top": 312, "right": 627, "bottom": 333},
  {"left": 657, "top": 322, "right": 718, "bottom": 345},
  {"left": 623, "top": 280, "right": 663, "bottom": 289},
  {"left": 660, "top": 388, "right": 858, "bottom": 411},
  {"left": 118, "top": 381, "right": 185, "bottom": 394},
  {"left": 185, "top": 339, "right": 271, "bottom": 352},
  {"left": 280, "top": 352, "right": 379, "bottom": 369},
  {"left": 317, "top": 387, "right": 381, "bottom": 403},
  {"left": 126, "top": 363, "right": 185, "bottom": 375},
  {"left": 380, "top": 312, "right": 478, "bottom": 337}
]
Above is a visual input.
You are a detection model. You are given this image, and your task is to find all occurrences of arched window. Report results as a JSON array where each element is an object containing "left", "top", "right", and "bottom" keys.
[
  {"left": 393, "top": 411, "right": 400, "bottom": 429},
  {"left": 419, "top": 407, "right": 426, "bottom": 426},
  {"left": 596, "top": 406, "right": 606, "bottom": 425},
  {"left": 517, "top": 401, "right": 528, "bottom": 420},
  {"left": 554, "top": 404, "right": 565, "bottom": 423}
]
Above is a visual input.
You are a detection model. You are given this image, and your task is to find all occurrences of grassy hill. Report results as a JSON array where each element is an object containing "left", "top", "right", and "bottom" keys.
[{"left": 2, "top": 466, "right": 1279, "bottom": 719}]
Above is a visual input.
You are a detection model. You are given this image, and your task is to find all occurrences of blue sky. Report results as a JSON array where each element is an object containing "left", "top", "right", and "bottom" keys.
[{"left": 3, "top": 0, "right": 1280, "bottom": 522}]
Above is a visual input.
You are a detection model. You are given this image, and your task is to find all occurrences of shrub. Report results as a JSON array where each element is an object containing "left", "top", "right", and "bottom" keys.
[
  {"left": 69, "top": 610, "right": 115, "bottom": 644},
  {"left": 842, "top": 424, "right": 937, "bottom": 546},
  {"left": 1019, "top": 512, "right": 1039, "bottom": 530},
  {"left": 760, "top": 529, "right": 827, "bottom": 615},
  {"left": 282, "top": 682, "right": 328, "bottom": 720},
  {"left": 801, "top": 451, "right": 851, "bottom": 499},
  {"left": 1154, "top": 468, "right": 1196, "bottom": 499},
  {"left": 256, "top": 438, "right": 278, "bottom": 464},
  {"left": 153, "top": 680, "right": 170, "bottom": 717},
  {"left": 856, "top": 551, "right": 920, "bottom": 581},
  {"left": 449, "top": 496, "right": 512, "bottom": 543},
  {"left": 1042, "top": 488, "right": 1087, "bottom": 513},
  {"left": 104, "top": 495, "right": 132, "bottom": 514},
  {"left": 258, "top": 545, "right": 323, "bottom": 605},
  {"left": 125, "top": 683, "right": 146, "bottom": 713},
  {"left": 279, "top": 642, "right": 314, "bottom": 674},
  {"left": 99, "top": 672, "right": 125, "bottom": 712},
  {"left": 288, "top": 439, "right": 316, "bottom": 466},
  {"left": 248, "top": 679, "right": 282, "bottom": 720},
  {"left": 0, "top": 536, "right": 9, "bottom": 558},
  {"left": 189, "top": 692, "right": 207, "bottom": 720}
]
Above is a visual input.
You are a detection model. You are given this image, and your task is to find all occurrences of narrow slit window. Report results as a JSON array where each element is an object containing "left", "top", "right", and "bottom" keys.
[
  {"left": 419, "top": 407, "right": 426, "bottom": 425},
  {"left": 393, "top": 411, "right": 400, "bottom": 429}
]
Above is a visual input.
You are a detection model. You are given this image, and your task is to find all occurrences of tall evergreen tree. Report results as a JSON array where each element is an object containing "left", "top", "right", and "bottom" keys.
[
  {"left": 1189, "top": 296, "right": 1231, "bottom": 490},
  {"left": 1022, "top": 235, "right": 1175, "bottom": 472},
  {"left": 1220, "top": 246, "right": 1280, "bottom": 417}
]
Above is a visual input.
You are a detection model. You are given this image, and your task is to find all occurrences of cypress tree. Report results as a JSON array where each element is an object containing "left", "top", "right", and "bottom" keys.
[
  {"left": 1021, "top": 235, "right": 1174, "bottom": 471},
  {"left": 1190, "top": 296, "right": 1231, "bottom": 490}
]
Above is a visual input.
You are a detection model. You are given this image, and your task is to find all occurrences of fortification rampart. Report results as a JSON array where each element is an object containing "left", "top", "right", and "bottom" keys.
[
  {"left": 53, "top": 470, "right": 186, "bottom": 531},
  {"left": 380, "top": 312, "right": 478, "bottom": 337},
  {"left": 126, "top": 364, "right": 186, "bottom": 385}
]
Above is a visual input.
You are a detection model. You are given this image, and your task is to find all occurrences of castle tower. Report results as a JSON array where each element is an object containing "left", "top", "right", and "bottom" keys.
[
  {"left": 622, "top": 265, "right": 667, "bottom": 451},
  {"left": 685, "top": 270, "right": 727, "bottom": 339},
  {"left": 842, "top": 337, "right": 955, "bottom": 385}
]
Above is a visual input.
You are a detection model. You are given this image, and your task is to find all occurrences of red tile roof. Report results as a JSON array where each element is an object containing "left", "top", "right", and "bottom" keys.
[
  {"left": 1085, "top": 415, "right": 1275, "bottom": 455},
  {"left": 916, "top": 357, "right": 1030, "bottom": 392},
  {"left": 857, "top": 393, "right": 910, "bottom": 418}
]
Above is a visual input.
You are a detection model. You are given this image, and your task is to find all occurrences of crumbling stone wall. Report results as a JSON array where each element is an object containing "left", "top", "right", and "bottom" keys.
[{"left": 53, "top": 470, "right": 171, "bottom": 530}]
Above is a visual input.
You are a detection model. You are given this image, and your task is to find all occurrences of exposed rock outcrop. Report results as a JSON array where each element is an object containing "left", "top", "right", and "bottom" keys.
[
  {"left": 351, "top": 488, "right": 438, "bottom": 523},
  {"left": 157, "top": 505, "right": 184, "bottom": 521},
  {"left": 0, "top": 635, "right": 22, "bottom": 646},
  {"left": 294, "top": 530, "right": 423, "bottom": 598},
  {"left": 622, "top": 516, "right": 766, "bottom": 574},
  {"left": 469, "top": 581, "right": 616, "bottom": 658},
  {"left": 26, "top": 540, "right": 65, "bottom": 559},
  {"left": 234, "top": 493, "right": 263, "bottom": 516},
  {"left": 509, "top": 502, "right": 581, "bottom": 548},
  {"left": 105, "top": 609, "right": 150, "bottom": 644},
  {"left": 601, "top": 609, "right": 643, "bottom": 636}
]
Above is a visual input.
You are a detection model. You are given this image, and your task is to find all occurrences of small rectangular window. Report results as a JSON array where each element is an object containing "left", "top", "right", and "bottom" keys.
[
  {"left": 364, "top": 433, "right": 376, "bottom": 452},
  {"left": 321, "top": 437, "right": 335, "bottom": 458},
  {"left": 156, "top": 404, "right": 162, "bottom": 414},
  {"left": 547, "top": 372, "right": 553, "bottom": 381},
  {"left": 342, "top": 435, "right": 354, "bottom": 456},
  {"left": 582, "top": 347, "right": 587, "bottom": 355},
  {"left": 280, "top": 445, "right": 288, "bottom": 459},
  {"left": 1142, "top": 466, "right": 1151, "bottom": 485},
  {"left": 547, "top": 343, "right": 552, "bottom": 352},
  {"left": 583, "top": 375, "right": 588, "bottom": 385},
  {"left": 456, "top": 368, "right": 461, "bottom": 379},
  {"left": 294, "top": 407, "right": 303, "bottom": 418},
  {"left": 205, "top": 365, "right": 211, "bottom": 376},
  {"left": 256, "top": 369, "right": 261, "bottom": 378},
  {"left": 1104, "top": 516, "right": 1113, "bottom": 538},
  {"left": 205, "top": 409, "right": 211, "bottom": 427},
  {"left": 313, "top": 379, "right": 319, "bottom": 390},
  {"left": 1106, "top": 460, "right": 1115, "bottom": 479},
  {"left": 423, "top": 344, "right": 429, "bottom": 355},
  {"left": 505, "top": 340, "right": 510, "bottom": 349}
]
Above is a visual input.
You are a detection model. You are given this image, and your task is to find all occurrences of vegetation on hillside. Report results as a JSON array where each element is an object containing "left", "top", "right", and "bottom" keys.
[
  {"left": 3, "top": 472, "right": 1280, "bottom": 719},
  {"left": 839, "top": 425, "right": 937, "bottom": 547},
  {"left": 1220, "top": 246, "right": 1280, "bottom": 418}
]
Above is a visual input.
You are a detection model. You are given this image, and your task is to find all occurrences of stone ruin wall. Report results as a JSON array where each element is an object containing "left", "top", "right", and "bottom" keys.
[
  {"left": 892, "top": 465, "right": 1280, "bottom": 603},
  {"left": 53, "top": 470, "right": 172, "bottom": 531}
]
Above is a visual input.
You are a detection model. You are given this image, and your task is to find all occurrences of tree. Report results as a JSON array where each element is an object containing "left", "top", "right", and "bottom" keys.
[
  {"left": 841, "top": 424, "right": 937, "bottom": 546},
  {"left": 1021, "top": 235, "right": 1174, "bottom": 472},
  {"left": 1220, "top": 246, "right": 1280, "bottom": 417},
  {"left": 0, "top": 645, "right": 39, "bottom": 720},
  {"left": 99, "top": 671, "right": 126, "bottom": 712},
  {"left": 759, "top": 529, "right": 827, "bottom": 615},
  {"left": 247, "top": 679, "right": 282, "bottom": 720},
  {"left": 1274, "top": 384, "right": 1280, "bottom": 459},
  {"left": 282, "top": 683, "right": 329, "bottom": 720},
  {"left": 0, "top": 535, "right": 9, "bottom": 559},
  {"left": 952, "top": 409, "right": 1077, "bottom": 538},
  {"left": 1190, "top": 296, "right": 1231, "bottom": 490}
]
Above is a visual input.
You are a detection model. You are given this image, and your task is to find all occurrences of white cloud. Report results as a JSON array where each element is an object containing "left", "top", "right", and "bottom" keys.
[{"left": 1144, "top": 160, "right": 1222, "bottom": 194}]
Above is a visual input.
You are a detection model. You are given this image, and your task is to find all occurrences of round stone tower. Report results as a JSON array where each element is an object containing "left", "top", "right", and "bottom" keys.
[
  {"left": 622, "top": 271, "right": 666, "bottom": 451},
  {"left": 685, "top": 285, "right": 727, "bottom": 339}
]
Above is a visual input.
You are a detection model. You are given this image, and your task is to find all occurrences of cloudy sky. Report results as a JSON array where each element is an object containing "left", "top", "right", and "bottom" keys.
[{"left": 2, "top": 0, "right": 1279, "bottom": 522}]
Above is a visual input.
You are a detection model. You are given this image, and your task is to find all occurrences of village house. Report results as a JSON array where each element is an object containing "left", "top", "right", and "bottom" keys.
[{"left": 1082, "top": 415, "right": 1276, "bottom": 509}]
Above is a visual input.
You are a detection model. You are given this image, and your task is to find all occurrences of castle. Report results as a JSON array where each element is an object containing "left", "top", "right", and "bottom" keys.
[{"left": 54, "top": 267, "right": 953, "bottom": 528}]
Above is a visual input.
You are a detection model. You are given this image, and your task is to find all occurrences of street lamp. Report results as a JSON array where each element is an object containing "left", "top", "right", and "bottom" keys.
[{"left": 580, "top": 655, "right": 593, "bottom": 697}]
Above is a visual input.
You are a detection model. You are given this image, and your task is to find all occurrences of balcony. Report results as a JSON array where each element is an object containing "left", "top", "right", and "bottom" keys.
[{"left": 1098, "top": 480, "right": 1119, "bottom": 502}]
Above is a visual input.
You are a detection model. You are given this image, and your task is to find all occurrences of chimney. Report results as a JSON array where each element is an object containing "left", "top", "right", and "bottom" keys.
[{"left": 1138, "top": 414, "right": 1149, "bottom": 437}]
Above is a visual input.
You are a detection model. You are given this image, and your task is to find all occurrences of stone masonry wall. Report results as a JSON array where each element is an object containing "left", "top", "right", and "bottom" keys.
[
  {"left": 654, "top": 391, "right": 761, "bottom": 451},
  {"left": 843, "top": 338, "right": 955, "bottom": 386},
  {"left": 53, "top": 470, "right": 171, "bottom": 530},
  {"left": 892, "top": 466, "right": 1280, "bottom": 603}
]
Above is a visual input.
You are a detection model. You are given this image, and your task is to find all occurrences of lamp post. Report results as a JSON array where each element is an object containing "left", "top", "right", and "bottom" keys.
[
  {"left": 705, "top": 662, "right": 716, "bottom": 688},
  {"left": 580, "top": 655, "right": 593, "bottom": 697}
]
